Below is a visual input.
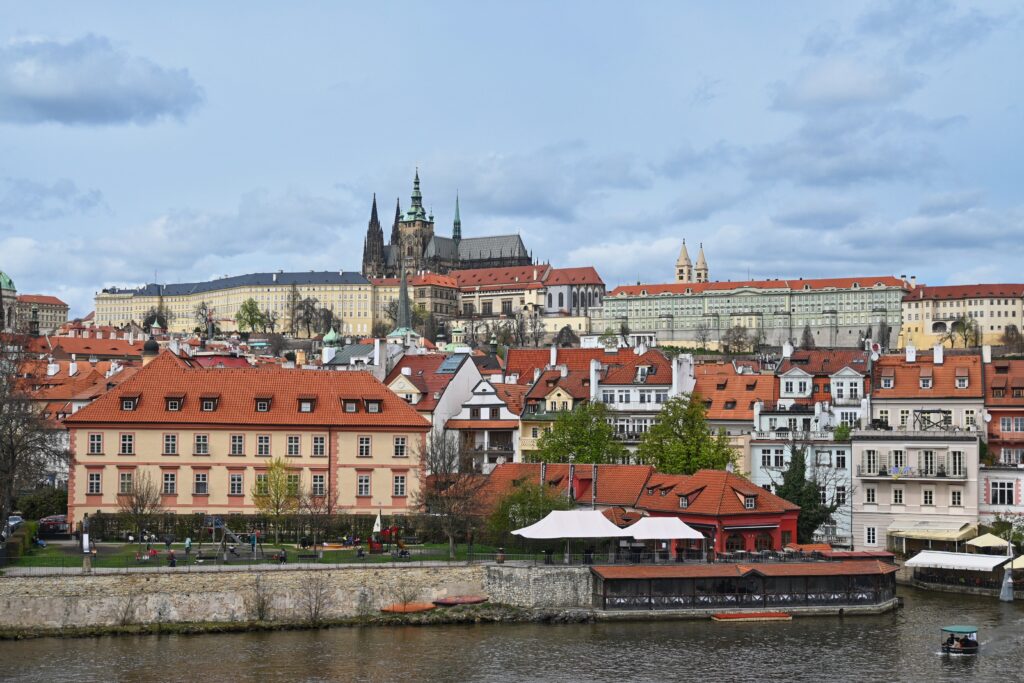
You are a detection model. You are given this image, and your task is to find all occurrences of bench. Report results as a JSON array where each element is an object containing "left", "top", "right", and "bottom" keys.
[{"left": 297, "top": 553, "right": 318, "bottom": 560}]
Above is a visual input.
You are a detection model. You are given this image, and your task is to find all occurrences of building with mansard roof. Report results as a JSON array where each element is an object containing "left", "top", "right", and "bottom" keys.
[{"left": 361, "top": 170, "right": 533, "bottom": 278}]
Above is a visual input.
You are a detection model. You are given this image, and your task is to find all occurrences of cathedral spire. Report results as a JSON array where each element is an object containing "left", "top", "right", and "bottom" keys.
[
  {"left": 391, "top": 197, "right": 401, "bottom": 245},
  {"left": 361, "top": 193, "right": 386, "bottom": 277},
  {"left": 453, "top": 192, "right": 462, "bottom": 242},
  {"left": 411, "top": 168, "right": 423, "bottom": 208}
]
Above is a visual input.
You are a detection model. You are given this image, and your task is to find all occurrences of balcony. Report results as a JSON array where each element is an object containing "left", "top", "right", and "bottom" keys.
[
  {"left": 612, "top": 432, "right": 645, "bottom": 443},
  {"left": 851, "top": 429, "right": 979, "bottom": 443},
  {"left": 855, "top": 465, "right": 967, "bottom": 480},
  {"left": 753, "top": 430, "right": 834, "bottom": 442},
  {"left": 832, "top": 396, "right": 861, "bottom": 406}
]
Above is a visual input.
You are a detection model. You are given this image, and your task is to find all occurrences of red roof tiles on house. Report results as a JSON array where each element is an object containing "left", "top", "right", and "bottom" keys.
[
  {"left": 871, "top": 352, "right": 983, "bottom": 399},
  {"left": 693, "top": 364, "right": 776, "bottom": 421},
  {"left": 543, "top": 267, "right": 604, "bottom": 286},
  {"left": 17, "top": 294, "right": 68, "bottom": 307},
  {"left": 638, "top": 470, "right": 799, "bottom": 516},
  {"left": 777, "top": 349, "right": 870, "bottom": 377},
  {"left": 903, "top": 284, "right": 1024, "bottom": 301}
]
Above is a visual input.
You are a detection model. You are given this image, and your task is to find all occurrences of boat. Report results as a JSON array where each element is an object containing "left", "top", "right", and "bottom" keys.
[
  {"left": 432, "top": 595, "right": 489, "bottom": 607},
  {"left": 940, "top": 625, "right": 979, "bottom": 656}
]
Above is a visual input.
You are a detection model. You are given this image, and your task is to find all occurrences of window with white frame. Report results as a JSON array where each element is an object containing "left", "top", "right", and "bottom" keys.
[
  {"left": 784, "top": 381, "right": 794, "bottom": 393},
  {"left": 312, "top": 474, "right": 325, "bottom": 496},
  {"left": 964, "top": 410, "right": 976, "bottom": 428},
  {"left": 257, "top": 435, "right": 270, "bottom": 456},
  {"left": 892, "top": 450, "right": 905, "bottom": 469},
  {"left": 358, "top": 436, "right": 371, "bottom": 457},
  {"left": 256, "top": 400, "right": 270, "bottom": 412},
  {"left": 194, "top": 472, "right": 208, "bottom": 495},
  {"left": 118, "top": 471, "right": 133, "bottom": 494},
  {"left": 881, "top": 377, "right": 893, "bottom": 389},
  {"left": 88, "top": 433, "right": 103, "bottom": 454},
  {"left": 194, "top": 434, "right": 209, "bottom": 455},
  {"left": 878, "top": 409, "right": 889, "bottom": 427},
  {"left": 951, "top": 489, "right": 962, "bottom": 507},
  {"left": 312, "top": 435, "right": 326, "bottom": 457},
  {"left": 120, "top": 434, "right": 134, "bottom": 455},
  {"left": 892, "top": 487, "right": 904, "bottom": 505},
  {"left": 864, "top": 450, "right": 878, "bottom": 473},
  {"left": 617, "top": 390, "right": 630, "bottom": 404},
  {"left": 229, "top": 473, "right": 243, "bottom": 496},
  {"left": 167, "top": 399, "right": 181, "bottom": 412},
  {"left": 357, "top": 474, "right": 371, "bottom": 497},
  {"left": 201, "top": 399, "right": 216, "bottom": 412},
  {"left": 992, "top": 481, "right": 1015, "bottom": 506},
  {"left": 835, "top": 451, "right": 847, "bottom": 469},
  {"left": 121, "top": 398, "right": 135, "bottom": 411},
  {"left": 744, "top": 496, "right": 756, "bottom": 510},
  {"left": 922, "top": 488, "right": 934, "bottom": 506},
  {"left": 865, "top": 486, "right": 876, "bottom": 504},
  {"left": 760, "top": 449, "right": 771, "bottom": 468},
  {"left": 287, "top": 435, "right": 300, "bottom": 456},
  {"left": 601, "top": 390, "right": 615, "bottom": 403},
  {"left": 836, "top": 486, "right": 846, "bottom": 506},
  {"left": 950, "top": 451, "right": 965, "bottom": 476},
  {"left": 393, "top": 436, "right": 407, "bottom": 457},
  {"left": 162, "top": 472, "right": 176, "bottom": 495},
  {"left": 393, "top": 474, "right": 407, "bottom": 497},
  {"left": 919, "top": 377, "right": 932, "bottom": 389},
  {"left": 163, "top": 434, "right": 177, "bottom": 455},
  {"left": 956, "top": 376, "right": 968, "bottom": 389},
  {"left": 88, "top": 471, "right": 102, "bottom": 494},
  {"left": 899, "top": 409, "right": 909, "bottom": 427},
  {"left": 774, "top": 449, "right": 785, "bottom": 467},
  {"left": 920, "top": 450, "right": 935, "bottom": 475},
  {"left": 230, "top": 434, "right": 244, "bottom": 455}
]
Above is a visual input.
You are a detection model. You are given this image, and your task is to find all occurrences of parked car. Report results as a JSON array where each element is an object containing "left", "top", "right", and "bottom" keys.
[
  {"left": 6, "top": 515, "right": 23, "bottom": 531},
  {"left": 38, "top": 514, "right": 68, "bottom": 535}
]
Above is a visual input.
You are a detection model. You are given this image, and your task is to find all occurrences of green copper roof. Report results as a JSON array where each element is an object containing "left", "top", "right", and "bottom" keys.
[
  {"left": 403, "top": 169, "right": 430, "bottom": 222},
  {"left": 323, "top": 327, "right": 340, "bottom": 345},
  {"left": 0, "top": 271, "right": 14, "bottom": 291}
]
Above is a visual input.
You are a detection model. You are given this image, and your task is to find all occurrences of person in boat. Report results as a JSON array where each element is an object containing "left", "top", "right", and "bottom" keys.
[
  {"left": 960, "top": 636, "right": 978, "bottom": 650},
  {"left": 944, "top": 634, "right": 956, "bottom": 649}
]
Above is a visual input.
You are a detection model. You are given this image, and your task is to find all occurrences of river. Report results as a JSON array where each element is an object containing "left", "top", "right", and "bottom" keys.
[{"left": 3, "top": 588, "right": 1023, "bottom": 682}]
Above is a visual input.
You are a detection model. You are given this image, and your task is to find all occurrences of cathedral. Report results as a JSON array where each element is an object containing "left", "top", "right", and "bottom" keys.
[
  {"left": 675, "top": 239, "right": 709, "bottom": 283},
  {"left": 361, "top": 171, "right": 533, "bottom": 278}
]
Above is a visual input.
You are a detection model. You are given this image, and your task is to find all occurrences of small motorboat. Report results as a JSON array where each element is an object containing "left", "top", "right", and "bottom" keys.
[{"left": 940, "top": 625, "right": 979, "bottom": 656}]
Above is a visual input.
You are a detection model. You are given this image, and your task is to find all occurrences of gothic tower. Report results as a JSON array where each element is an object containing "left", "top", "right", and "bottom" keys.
[
  {"left": 675, "top": 239, "right": 693, "bottom": 283},
  {"left": 390, "top": 197, "right": 401, "bottom": 246},
  {"left": 397, "top": 169, "right": 435, "bottom": 274},
  {"left": 361, "top": 194, "right": 386, "bottom": 278},
  {"left": 695, "top": 243, "right": 709, "bottom": 283},
  {"left": 453, "top": 192, "right": 462, "bottom": 244}
]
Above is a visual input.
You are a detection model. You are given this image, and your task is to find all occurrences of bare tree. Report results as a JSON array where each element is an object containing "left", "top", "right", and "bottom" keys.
[
  {"left": 286, "top": 283, "right": 302, "bottom": 336},
  {"left": 721, "top": 324, "right": 751, "bottom": 355},
  {"left": 694, "top": 321, "right": 711, "bottom": 351},
  {"left": 1003, "top": 324, "right": 1024, "bottom": 354},
  {"left": 252, "top": 457, "right": 299, "bottom": 544},
  {"left": 413, "top": 431, "right": 488, "bottom": 560},
  {"left": 142, "top": 294, "right": 174, "bottom": 332},
  {"left": 246, "top": 574, "right": 272, "bottom": 621},
  {"left": 300, "top": 482, "right": 340, "bottom": 552},
  {"left": 0, "top": 336, "right": 68, "bottom": 529},
  {"left": 265, "top": 333, "right": 287, "bottom": 358},
  {"left": 116, "top": 471, "right": 165, "bottom": 544},
  {"left": 298, "top": 572, "right": 333, "bottom": 625},
  {"left": 262, "top": 309, "right": 279, "bottom": 334},
  {"left": 528, "top": 311, "right": 547, "bottom": 347},
  {"left": 193, "top": 301, "right": 216, "bottom": 336},
  {"left": 510, "top": 310, "right": 529, "bottom": 347}
]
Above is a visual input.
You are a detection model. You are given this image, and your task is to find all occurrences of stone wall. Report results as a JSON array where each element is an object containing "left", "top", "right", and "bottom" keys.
[{"left": 484, "top": 566, "right": 593, "bottom": 609}]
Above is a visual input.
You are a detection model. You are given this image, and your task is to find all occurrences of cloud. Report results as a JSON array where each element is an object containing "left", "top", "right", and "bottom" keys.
[
  {"left": 772, "top": 201, "right": 863, "bottom": 230},
  {"left": 917, "top": 190, "right": 983, "bottom": 217},
  {"left": 659, "top": 141, "right": 738, "bottom": 179},
  {"left": 857, "top": 0, "right": 1002, "bottom": 63},
  {"left": 771, "top": 58, "right": 921, "bottom": 112},
  {"left": 688, "top": 75, "right": 722, "bottom": 107},
  {"left": 0, "top": 34, "right": 204, "bottom": 125},
  {"left": 0, "top": 177, "right": 104, "bottom": 220}
]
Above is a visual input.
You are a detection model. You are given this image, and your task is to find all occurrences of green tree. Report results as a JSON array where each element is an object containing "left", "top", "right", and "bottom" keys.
[
  {"left": 285, "top": 283, "right": 302, "bottom": 335},
  {"left": 252, "top": 457, "right": 299, "bottom": 544},
  {"left": 832, "top": 423, "right": 851, "bottom": 442},
  {"left": 535, "top": 402, "right": 627, "bottom": 464},
  {"left": 487, "top": 481, "right": 573, "bottom": 539},
  {"left": 637, "top": 394, "right": 735, "bottom": 474},
  {"left": 16, "top": 486, "right": 67, "bottom": 520},
  {"left": 142, "top": 294, "right": 174, "bottom": 332},
  {"left": 773, "top": 442, "right": 838, "bottom": 544},
  {"left": 235, "top": 298, "right": 266, "bottom": 333}
]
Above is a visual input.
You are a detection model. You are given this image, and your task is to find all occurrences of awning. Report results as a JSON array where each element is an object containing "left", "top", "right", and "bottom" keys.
[
  {"left": 965, "top": 533, "right": 1009, "bottom": 548},
  {"left": 626, "top": 516, "right": 704, "bottom": 540},
  {"left": 906, "top": 550, "right": 1011, "bottom": 572},
  {"left": 920, "top": 366, "right": 933, "bottom": 378},
  {"left": 1009, "top": 556, "right": 1024, "bottom": 570},
  {"left": 511, "top": 510, "right": 631, "bottom": 539},
  {"left": 880, "top": 367, "right": 895, "bottom": 377},
  {"left": 992, "top": 377, "right": 1008, "bottom": 388},
  {"left": 887, "top": 520, "right": 977, "bottom": 542}
]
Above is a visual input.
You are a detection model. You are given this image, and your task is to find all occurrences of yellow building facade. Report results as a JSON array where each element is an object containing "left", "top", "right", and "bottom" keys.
[{"left": 901, "top": 284, "right": 1024, "bottom": 349}]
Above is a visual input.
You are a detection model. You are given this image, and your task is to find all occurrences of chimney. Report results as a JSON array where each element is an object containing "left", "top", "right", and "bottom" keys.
[
  {"left": 933, "top": 344, "right": 943, "bottom": 365},
  {"left": 321, "top": 346, "right": 337, "bottom": 364},
  {"left": 982, "top": 345, "right": 992, "bottom": 364},
  {"left": 373, "top": 338, "right": 381, "bottom": 367},
  {"left": 910, "top": 275, "right": 917, "bottom": 288},
  {"left": 559, "top": 364, "right": 568, "bottom": 378},
  {"left": 906, "top": 344, "right": 916, "bottom": 363},
  {"left": 68, "top": 354, "right": 78, "bottom": 377},
  {"left": 549, "top": 344, "right": 557, "bottom": 368},
  {"left": 46, "top": 359, "right": 59, "bottom": 376},
  {"left": 782, "top": 341, "right": 794, "bottom": 359},
  {"left": 533, "top": 367, "right": 542, "bottom": 383},
  {"left": 589, "top": 358, "right": 600, "bottom": 401}
]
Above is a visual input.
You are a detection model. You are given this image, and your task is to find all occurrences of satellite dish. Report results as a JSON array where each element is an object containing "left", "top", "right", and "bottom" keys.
[
  {"left": 984, "top": 413, "right": 992, "bottom": 423},
  {"left": 870, "top": 352, "right": 879, "bottom": 361}
]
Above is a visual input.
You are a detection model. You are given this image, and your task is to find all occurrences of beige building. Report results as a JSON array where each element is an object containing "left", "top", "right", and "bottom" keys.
[
  {"left": 901, "top": 284, "right": 1024, "bottom": 349},
  {"left": 64, "top": 352, "right": 430, "bottom": 526},
  {"left": 16, "top": 294, "right": 69, "bottom": 335},
  {"left": 95, "top": 271, "right": 374, "bottom": 336}
]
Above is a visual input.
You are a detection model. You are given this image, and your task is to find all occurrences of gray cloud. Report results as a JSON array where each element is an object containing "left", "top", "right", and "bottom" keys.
[
  {"left": 857, "top": 0, "right": 1004, "bottom": 63},
  {"left": 771, "top": 58, "right": 922, "bottom": 112},
  {"left": 0, "top": 177, "right": 104, "bottom": 220},
  {"left": 0, "top": 35, "right": 204, "bottom": 125},
  {"left": 659, "top": 141, "right": 739, "bottom": 179},
  {"left": 772, "top": 201, "right": 863, "bottom": 230}
]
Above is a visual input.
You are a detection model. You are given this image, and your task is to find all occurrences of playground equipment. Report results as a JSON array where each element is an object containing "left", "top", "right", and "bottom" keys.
[{"left": 196, "top": 516, "right": 264, "bottom": 562}]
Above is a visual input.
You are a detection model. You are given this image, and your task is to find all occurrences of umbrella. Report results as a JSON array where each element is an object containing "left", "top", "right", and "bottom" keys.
[
  {"left": 372, "top": 511, "right": 382, "bottom": 534},
  {"left": 512, "top": 510, "right": 630, "bottom": 539},
  {"left": 626, "top": 516, "right": 703, "bottom": 540},
  {"left": 966, "top": 533, "right": 1009, "bottom": 548}
]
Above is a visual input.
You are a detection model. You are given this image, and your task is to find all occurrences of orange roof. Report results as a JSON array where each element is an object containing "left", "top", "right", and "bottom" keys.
[
  {"left": 492, "top": 383, "right": 528, "bottom": 416},
  {"left": 384, "top": 355, "right": 466, "bottom": 413},
  {"left": 544, "top": 266, "right": 604, "bottom": 286},
  {"left": 592, "top": 559, "right": 897, "bottom": 580},
  {"left": 483, "top": 463, "right": 655, "bottom": 508},
  {"left": 778, "top": 349, "right": 870, "bottom": 377},
  {"left": 504, "top": 347, "right": 672, "bottom": 386},
  {"left": 693, "top": 364, "right": 776, "bottom": 421},
  {"left": 17, "top": 294, "right": 68, "bottom": 307},
  {"left": 602, "top": 507, "right": 644, "bottom": 527},
  {"left": 610, "top": 276, "right": 908, "bottom": 297},
  {"left": 526, "top": 370, "right": 591, "bottom": 401},
  {"left": 638, "top": 470, "right": 800, "bottom": 516},
  {"left": 986, "top": 360, "right": 1024, "bottom": 407},
  {"left": 871, "top": 352, "right": 983, "bottom": 399},
  {"left": 452, "top": 265, "right": 548, "bottom": 291},
  {"left": 65, "top": 352, "right": 430, "bottom": 429},
  {"left": 904, "top": 283, "right": 1024, "bottom": 301},
  {"left": 27, "top": 335, "right": 143, "bottom": 359},
  {"left": 785, "top": 543, "right": 832, "bottom": 552}
]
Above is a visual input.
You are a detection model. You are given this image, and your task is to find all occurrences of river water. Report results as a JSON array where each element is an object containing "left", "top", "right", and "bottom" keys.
[{"left": 3, "top": 588, "right": 1023, "bottom": 683}]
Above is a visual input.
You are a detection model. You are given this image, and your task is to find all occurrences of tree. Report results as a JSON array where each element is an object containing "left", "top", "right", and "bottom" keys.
[
  {"left": 487, "top": 481, "right": 573, "bottom": 540},
  {"left": 772, "top": 441, "right": 840, "bottom": 544},
  {"left": 296, "top": 297, "right": 321, "bottom": 338},
  {"left": 285, "top": 283, "right": 302, "bottom": 336},
  {"left": 721, "top": 324, "right": 751, "bottom": 355},
  {"left": 300, "top": 482, "right": 339, "bottom": 551},
  {"left": 527, "top": 312, "right": 547, "bottom": 347},
  {"left": 694, "top": 321, "right": 712, "bottom": 351},
  {"left": 265, "top": 333, "right": 287, "bottom": 358},
  {"left": 117, "top": 471, "right": 165, "bottom": 544},
  {"left": 142, "top": 294, "right": 173, "bottom": 332},
  {"left": 535, "top": 402, "right": 627, "bottom": 464},
  {"left": 1002, "top": 325, "right": 1024, "bottom": 354},
  {"left": 372, "top": 321, "right": 391, "bottom": 338},
  {"left": 414, "top": 431, "right": 488, "bottom": 560},
  {"left": 0, "top": 336, "right": 67, "bottom": 531},
  {"left": 597, "top": 327, "right": 619, "bottom": 348},
  {"left": 235, "top": 298, "right": 266, "bottom": 333},
  {"left": 800, "top": 324, "right": 815, "bottom": 349},
  {"left": 384, "top": 299, "right": 425, "bottom": 330},
  {"left": 261, "top": 309, "right": 279, "bottom": 334},
  {"left": 16, "top": 486, "right": 67, "bottom": 520},
  {"left": 944, "top": 315, "right": 981, "bottom": 349},
  {"left": 252, "top": 457, "right": 299, "bottom": 544},
  {"left": 636, "top": 394, "right": 735, "bottom": 474}
]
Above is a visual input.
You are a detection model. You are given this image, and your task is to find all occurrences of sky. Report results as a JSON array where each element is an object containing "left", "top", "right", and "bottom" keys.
[{"left": 1, "top": 1, "right": 1022, "bottom": 316}]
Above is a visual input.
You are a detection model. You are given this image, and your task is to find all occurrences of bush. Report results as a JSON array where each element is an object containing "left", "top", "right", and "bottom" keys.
[{"left": 17, "top": 487, "right": 68, "bottom": 520}]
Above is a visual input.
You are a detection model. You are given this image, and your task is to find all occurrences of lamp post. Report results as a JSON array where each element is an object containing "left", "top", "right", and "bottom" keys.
[{"left": 1000, "top": 528, "right": 1015, "bottom": 602}]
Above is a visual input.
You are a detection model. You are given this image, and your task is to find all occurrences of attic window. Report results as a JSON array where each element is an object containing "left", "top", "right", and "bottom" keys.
[
  {"left": 882, "top": 377, "right": 894, "bottom": 389},
  {"left": 919, "top": 377, "right": 932, "bottom": 389},
  {"left": 166, "top": 398, "right": 181, "bottom": 412},
  {"left": 201, "top": 399, "right": 217, "bottom": 412},
  {"left": 299, "top": 399, "right": 315, "bottom": 413},
  {"left": 121, "top": 397, "right": 138, "bottom": 411},
  {"left": 724, "top": 400, "right": 737, "bottom": 410},
  {"left": 344, "top": 400, "right": 358, "bottom": 413},
  {"left": 660, "top": 488, "right": 668, "bottom": 496},
  {"left": 679, "top": 496, "right": 688, "bottom": 509},
  {"left": 746, "top": 381, "right": 757, "bottom": 390},
  {"left": 646, "top": 487, "right": 655, "bottom": 495},
  {"left": 716, "top": 380, "right": 728, "bottom": 390},
  {"left": 367, "top": 400, "right": 382, "bottom": 414},
  {"left": 704, "top": 399, "right": 713, "bottom": 409},
  {"left": 744, "top": 495, "right": 756, "bottom": 510},
  {"left": 255, "top": 399, "right": 271, "bottom": 412}
]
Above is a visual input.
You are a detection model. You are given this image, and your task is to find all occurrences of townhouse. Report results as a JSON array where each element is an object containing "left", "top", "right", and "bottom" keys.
[
  {"left": 445, "top": 380, "right": 528, "bottom": 473},
  {"left": 979, "top": 358, "right": 1024, "bottom": 522},
  {"left": 384, "top": 353, "right": 482, "bottom": 432}
]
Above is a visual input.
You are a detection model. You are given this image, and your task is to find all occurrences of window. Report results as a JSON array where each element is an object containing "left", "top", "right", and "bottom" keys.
[
  {"left": 162, "top": 472, "right": 176, "bottom": 495},
  {"left": 313, "top": 435, "right": 326, "bottom": 457},
  {"left": 121, "top": 398, "right": 137, "bottom": 411},
  {"left": 892, "top": 450, "right": 905, "bottom": 469},
  {"left": 950, "top": 451, "right": 965, "bottom": 477},
  {"left": 393, "top": 474, "right": 407, "bottom": 497},
  {"left": 256, "top": 473, "right": 268, "bottom": 495},
  {"left": 865, "top": 487, "right": 876, "bottom": 504},
  {"left": 639, "top": 390, "right": 652, "bottom": 404},
  {"left": 257, "top": 435, "right": 270, "bottom": 456},
  {"left": 899, "top": 410, "right": 910, "bottom": 427},
  {"left": 835, "top": 452, "right": 847, "bottom": 469},
  {"left": 601, "top": 390, "right": 615, "bottom": 404},
  {"left": 836, "top": 486, "right": 846, "bottom": 506},
  {"left": 230, "top": 435, "right": 244, "bottom": 455},
  {"left": 87, "top": 471, "right": 101, "bottom": 494},
  {"left": 344, "top": 401, "right": 358, "bottom": 413},
  {"left": 501, "top": 300, "right": 513, "bottom": 315},
  {"left": 864, "top": 449, "right": 878, "bottom": 473},
  {"left": 358, "top": 436, "right": 372, "bottom": 457},
  {"left": 881, "top": 377, "right": 893, "bottom": 389},
  {"left": 951, "top": 489, "right": 962, "bottom": 507},
  {"left": 357, "top": 474, "right": 371, "bottom": 497},
  {"left": 920, "top": 450, "right": 935, "bottom": 475},
  {"left": 394, "top": 436, "right": 407, "bottom": 457},
  {"left": 470, "top": 407, "right": 480, "bottom": 419},
  {"left": 286, "top": 474, "right": 300, "bottom": 496},
  {"left": 229, "top": 473, "right": 243, "bottom": 496},
  {"left": 120, "top": 433, "right": 134, "bottom": 455},
  {"left": 964, "top": 410, "right": 976, "bottom": 428},
  {"left": 744, "top": 496, "right": 756, "bottom": 510},
  {"left": 655, "top": 391, "right": 668, "bottom": 404},
  {"left": 194, "top": 472, "right": 209, "bottom": 495},
  {"left": 164, "top": 434, "right": 178, "bottom": 455},
  {"left": 774, "top": 449, "right": 785, "bottom": 468},
  {"left": 1001, "top": 417, "right": 1012, "bottom": 432},
  {"left": 892, "top": 487, "right": 904, "bottom": 505},
  {"left": 299, "top": 400, "right": 314, "bottom": 413},
  {"left": 992, "top": 481, "right": 1015, "bottom": 506},
  {"left": 920, "top": 377, "right": 932, "bottom": 389},
  {"left": 849, "top": 383, "right": 859, "bottom": 399},
  {"left": 167, "top": 399, "right": 181, "bottom": 411},
  {"left": 531, "top": 427, "right": 539, "bottom": 438},
  {"left": 119, "top": 471, "right": 133, "bottom": 494},
  {"left": 1016, "top": 417, "right": 1024, "bottom": 432},
  {"left": 202, "top": 399, "right": 216, "bottom": 412},
  {"left": 194, "top": 434, "right": 209, "bottom": 455},
  {"left": 878, "top": 409, "right": 889, "bottom": 427},
  {"left": 784, "top": 381, "right": 794, "bottom": 393},
  {"left": 679, "top": 496, "right": 688, "bottom": 509},
  {"left": 956, "top": 377, "right": 968, "bottom": 389},
  {"left": 312, "top": 473, "right": 326, "bottom": 496},
  {"left": 835, "top": 384, "right": 844, "bottom": 399},
  {"left": 617, "top": 390, "right": 630, "bottom": 404},
  {"left": 256, "top": 400, "right": 270, "bottom": 412},
  {"left": 88, "top": 433, "right": 103, "bottom": 454},
  {"left": 481, "top": 301, "right": 493, "bottom": 316},
  {"left": 490, "top": 407, "right": 500, "bottom": 419},
  {"left": 865, "top": 527, "right": 877, "bottom": 546},
  {"left": 922, "top": 488, "right": 934, "bottom": 506},
  {"left": 761, "top": 449, "right": 771, "bottom": 468},
  {"left": 819, "top": 486, "right": 827, "bottom": 505},
  {"left": 287, "top": 435, "right": 300, "bottom": 456}
]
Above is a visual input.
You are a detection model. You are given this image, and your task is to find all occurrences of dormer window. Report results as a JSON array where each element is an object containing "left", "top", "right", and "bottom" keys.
[
  {"left": 201, "top": 399, "right": 217, "bottom": 412},
  {"left": 646, "top": 487, "right": 655, "bottom": 495},
  {"left": 256, "top": 399, "right": 270, "bottom": 412},
  {"left": 298, "top": 399, "right": 315, "bottom": 413},
  {"left": 121, "top": 397, "right": 138, "bottom": 411},
  {"left": 679, "top": 496, "right": 688, "bottom": 509},
  {"left": 724, "top": 400, "right": 737, "bottom": 410},
  {"left": 882, "top": 377, "right": 893, "bottom": 389},
  {"left": 744, "top": 495, "right": 756, "bottom": 510},
  {"left": 660, "top": 488, "right": 668, "bottom": 496},
  {"left": 956, "top": 377, "right": 968, "bottom": 389},
  {"left": 344, "top": 400, "right": 358, "bottom": 413},
  {"left": 919, "top": 378, "right": 932, "bottom": 389},
  {"left": 166, "top": 399, "right": 181, "bottom": 412},
  {"left": 367, "top": 400, "right": 381, "bottom": 414}
]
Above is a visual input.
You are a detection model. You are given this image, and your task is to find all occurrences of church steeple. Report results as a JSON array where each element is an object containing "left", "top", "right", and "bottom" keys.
[
  {"left": 453, "top": 193, "right": 462, "bottom": 242},
  {"left": 391, "top": 197, "right": 401, "bottom": 245},
  {"left": 403, "top": 168, "right": 428, "bottom": 221},
  {"left": 396, "top": 265, "right": 411, "bottom": 330},
  {"left": 361, "top": 193, "right": 386, "bottom": 278},
  {"left": 675, "top": 239, "right": 693, "bottom": 283},
  {"left": 695, "top": 242, "right": 709, "bottom": 283}
]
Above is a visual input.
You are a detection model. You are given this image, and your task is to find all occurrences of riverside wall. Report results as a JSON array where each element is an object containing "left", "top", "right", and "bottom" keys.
[{"left": 0, "top": 565, "right": 596, "bottom": 630}]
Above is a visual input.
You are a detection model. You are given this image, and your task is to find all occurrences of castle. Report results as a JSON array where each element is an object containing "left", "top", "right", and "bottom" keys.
[
  {"left": 361, "top": 171, "right": 533, "bottom": 278},
  {"left": 675, "top": 239, "right": 709, "bottom": 283}
]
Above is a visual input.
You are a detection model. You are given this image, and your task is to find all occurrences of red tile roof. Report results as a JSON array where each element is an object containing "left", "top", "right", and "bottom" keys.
[
  {"left": 451, "top": 265, "right": 548, "bottom": 291},
  {"left": 65, "top": 352, "right": 430, "bottom": 429},
  {"left": 483, "top": 463, "right": 655, "bottom": 507},
  {"left": 778, "top": 350, "right": 870, "bottom": 377},
  {"left": 592, "top": 559, "right": 897, "bottom": 580},
  {"left": 17, "top": 294, "right": 68, "bottom": 307},
  {"left": 693, "top": 364, "right": 775, "bottom": 421},
  {"left": 492, "top": 383, "right": 529, "bottom": 416},
  {"left": 544, "top": 267, "right": 604, "bottom": 286},
  {"left": 638, "top": 470, "right": 799, "bottom": 516},
  {"left": 526, "top": 370, "right": 591, "bottom": 401},
  {"left": 188, "top": 355, "right": 252, "bottom": 369},
  {"left": 384, "top": 355, "right": 466, "bottom": 413},
  {"left": 370, "top": 273, "right": 458, "bottom": 288},
  {"left": 986, "top": 360, "right": 1024, "bottom": 407},
  {"left": 903, "top": 284, "right": 1024, "bottom": 301},
  {"left": 871, "top": 352, "right": 983, "bottom": 399},
  {"left": 27, "top": 335, "right": 144, "bottom": 360},
  {"left": 504, "top": 347, "right": 671, "bottom": 386},
  {"left": 610, "top": 276, "right": 908, "bottom": 297}
]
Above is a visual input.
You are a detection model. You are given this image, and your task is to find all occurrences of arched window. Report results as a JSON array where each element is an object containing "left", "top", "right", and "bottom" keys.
[
  {"left": 558, "top": 293, "right": 564, "bottom": 309},
  {"left": 725, "top": 534, "right": 745, "bottom": 552},
  {"left": 931, "top": 321, "right": 947, "bottom": 334},
  {"left": 547, "top": 293, "right": 552, "bottom": 308},
  {"left": 573, "top": 292, "right": 578, "bottom": 309}
]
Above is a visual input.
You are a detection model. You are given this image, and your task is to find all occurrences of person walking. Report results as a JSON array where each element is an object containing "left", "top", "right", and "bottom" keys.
[
  {"left": 184, "top": 536, "right": 192, "bottom": 560},
  {"left": 168, "top": 550, "right": 177, "bottom": 568}
]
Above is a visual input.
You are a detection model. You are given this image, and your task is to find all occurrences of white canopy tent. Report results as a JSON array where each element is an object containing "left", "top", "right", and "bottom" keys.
[
  {"left": 626, "top": 516, "right": 704, "bottom": 540},
  {"left": 905, "top": 550, "right": 1011, "bottom": 572},
  {"left": 511, "top": 510, "right": 631, "bottom": 540},
  {"left": 965, "top": 533, "right": 1009, "bottom": 549}
]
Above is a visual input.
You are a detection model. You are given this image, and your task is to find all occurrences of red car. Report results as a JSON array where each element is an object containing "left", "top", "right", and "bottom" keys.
[{"left": 38, "top": 515, "right": 69, "bottom": 534}]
